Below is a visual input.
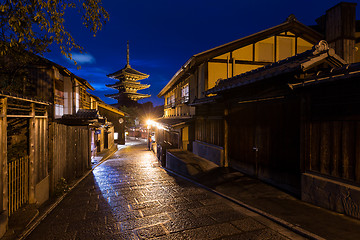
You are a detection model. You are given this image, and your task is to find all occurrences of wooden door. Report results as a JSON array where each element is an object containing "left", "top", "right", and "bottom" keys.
[{"left": 229, "top": 99, "right": 301, "bottom": 194}]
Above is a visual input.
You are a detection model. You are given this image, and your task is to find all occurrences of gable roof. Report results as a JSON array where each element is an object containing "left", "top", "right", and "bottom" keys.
[
  {"left": 289, "top": 61, "right": 360, "bottom": 90},
  {"left": 205, "top": 41, "right": 346, "bottom": 95},
  {"left": 25, "top": 52, "right": 96, "bottom": 91},
  {"left": 158, "top": 16, "right": 323, "bottom": 97}
]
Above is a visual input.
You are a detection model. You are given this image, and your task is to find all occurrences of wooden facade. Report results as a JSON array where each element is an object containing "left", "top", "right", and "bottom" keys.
[
  {"left": 156, "top": 15, "right": 321, "bottom": 162},
  {"left": 198, "top": 41, "right": 345, "bottom": 192},
  {"left": 226, "top": 97, "right": 301, "bottom": 193},
  {"left": 197, "top": 39, "right": 360, "bottom": 219},
  {"left": 98, "top": 101, "right": 126, "bottom": 145},
  {"left": 301, "top": 76, "right": 360, "bottom": 182}
]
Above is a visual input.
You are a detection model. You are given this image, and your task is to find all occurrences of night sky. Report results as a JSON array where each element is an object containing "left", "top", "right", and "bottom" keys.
[{"left": 44, "top": 0, "right": 359, "bottom": 106}]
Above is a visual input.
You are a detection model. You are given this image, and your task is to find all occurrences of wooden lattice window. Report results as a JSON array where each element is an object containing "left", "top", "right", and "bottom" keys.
[{"left": 80, "top": 87, "right": 90, "bottom": 109}]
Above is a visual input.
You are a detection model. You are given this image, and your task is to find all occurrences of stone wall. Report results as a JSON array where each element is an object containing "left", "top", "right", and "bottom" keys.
[
  {"left": 192, "top": 141, "right": 223, "bottom": 166},
  {"left": 302, "top": 173, "right": 360, "bottom": 219}
]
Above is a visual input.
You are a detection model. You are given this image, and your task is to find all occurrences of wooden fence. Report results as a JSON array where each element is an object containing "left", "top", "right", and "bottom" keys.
[
  {"left": 34, "top": 117, "right": 48, "bottom": 185},
  {"left": 8, "top": 157, "right": 29, "bottom": 216},
  {"left": 0, "top": 98, "right": 6, "bottom": 215},
  {"left": 49, "top": 123, "right": 91, "bottom": 194}
]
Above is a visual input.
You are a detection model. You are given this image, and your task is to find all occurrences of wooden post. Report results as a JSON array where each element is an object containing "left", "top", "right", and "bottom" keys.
[
  {"left": 226, "top": 56, "right": 230, "bottom": 79},
  {"left": 88, "top": 128, "right": 92, "bottom": 169},
  {"left": 0, "top": 98, "right": 8, "bottom": 213},
  {"left": 29, "top": 103, "right": 36, "bottom": 203},
  {"left": 223, "top": 108, "right": 229, "bottom": 167},
  {"left": 232, "top": 57, "right": 235, "bottom": 78}
]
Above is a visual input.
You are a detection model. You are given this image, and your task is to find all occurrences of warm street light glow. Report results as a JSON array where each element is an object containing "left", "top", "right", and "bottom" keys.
[
  {"left": 145, "top": 119, "right": 165, "bottom": 130},
  {"left": 146, "top": 119, "right": 154, "bottom": 126}
]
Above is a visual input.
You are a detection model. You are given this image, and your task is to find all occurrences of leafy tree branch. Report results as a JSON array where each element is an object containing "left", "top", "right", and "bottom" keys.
[{"left": 0, "top": 0, "right": 109, "bottom": 64}]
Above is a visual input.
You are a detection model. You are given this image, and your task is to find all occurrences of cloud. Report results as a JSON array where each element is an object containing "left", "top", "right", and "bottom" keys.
[{"left": 69, "top": 53, "right": 96, "bottom": 64}]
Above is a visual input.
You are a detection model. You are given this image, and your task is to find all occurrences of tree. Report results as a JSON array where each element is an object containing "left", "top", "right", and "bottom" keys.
[{"left": 0, "top": 0, "right": 109, "bottom": 63}]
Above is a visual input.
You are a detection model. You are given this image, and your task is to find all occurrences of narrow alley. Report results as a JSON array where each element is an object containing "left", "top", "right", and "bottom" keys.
[{"left": 25, "top": 139, "right": 302, "bottom": 240}]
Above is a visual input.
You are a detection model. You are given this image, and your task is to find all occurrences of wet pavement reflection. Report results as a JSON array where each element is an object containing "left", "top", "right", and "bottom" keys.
[{"left": 26, "top": 138, "right": 302, "bottom": 239}]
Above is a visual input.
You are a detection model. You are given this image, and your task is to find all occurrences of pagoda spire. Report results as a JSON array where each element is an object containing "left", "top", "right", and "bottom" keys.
[
  {"left": 106, "top": 41, "right": 151, "bottom": 107},
  {"left": 126, "top": 40, "right": 130, "bottom": 68}
]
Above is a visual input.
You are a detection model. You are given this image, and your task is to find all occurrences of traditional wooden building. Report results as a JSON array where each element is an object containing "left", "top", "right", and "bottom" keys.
[
  {"left": 0, "top": 51, "right": 126, "bottom": 238},
  {"left": 97, "top": 99, "right": 126, "bottom": 145},
  {"left": 106, "top": 42, "right": 150, "bottom": 107},
  {"left": 292, "top": 61, "right": 360, "bottom": 219},
  {"left": 156, "top": 2, "right": 360, "bottom": 219},
  {"left": 156, "top": 14, "right": 322, "bottom": 159},
  {"left": 201, "top": 41, "right": 345, "bottom": 193},
  {"left": 201, "top": 40, "right": 360, "bottom": 219}
]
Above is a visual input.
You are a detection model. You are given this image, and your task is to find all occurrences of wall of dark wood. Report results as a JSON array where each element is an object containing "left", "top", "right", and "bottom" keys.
[
  {"left": 228, "top": 98, "right": 301, "bottom": 194},
  {"left": 303, "top": 79, "right": 360, "bottom": 184}
]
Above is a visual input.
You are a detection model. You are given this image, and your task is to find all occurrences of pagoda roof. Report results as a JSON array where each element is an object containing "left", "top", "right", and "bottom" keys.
[
  {"left": 106, "top": 81, "right": 150, "bottom": 90},
  {"left": 107, "top": 65, "right": 149, "bottom": 80},
  {"left": 105, "top": 92, "right": 151, "bottom": 100}
]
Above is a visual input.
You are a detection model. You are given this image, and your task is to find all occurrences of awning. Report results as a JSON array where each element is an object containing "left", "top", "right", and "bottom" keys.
[
  {"left": 152, "top": 117, "right": 193, "bottom": 129},
  {"left": 59, "top": 109, "right": 104, "bottom": 126}
]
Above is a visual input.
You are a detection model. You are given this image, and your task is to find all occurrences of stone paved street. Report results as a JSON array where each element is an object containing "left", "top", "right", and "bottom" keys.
[{"left": 26, "top": 139, "right": 304, "bottom": 240}]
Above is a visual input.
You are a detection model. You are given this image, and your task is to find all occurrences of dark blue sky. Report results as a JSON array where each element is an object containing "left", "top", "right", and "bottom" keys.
[{"left": 44, "top": 0, "right": 359, "bottom": 106}]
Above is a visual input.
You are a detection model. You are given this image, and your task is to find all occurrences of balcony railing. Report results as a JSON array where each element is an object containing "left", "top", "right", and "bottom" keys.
[
  {"left": 164, "top": 95, "right": 190, "bottom": 109},
  {"left": 181, "top": 96, "right": 189, "bottom": 104}
]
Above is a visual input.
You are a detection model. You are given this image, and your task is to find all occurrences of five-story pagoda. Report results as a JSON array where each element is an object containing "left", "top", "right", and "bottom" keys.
[{"left": 106, "top": 42, "right": 150, "bottom": 107}]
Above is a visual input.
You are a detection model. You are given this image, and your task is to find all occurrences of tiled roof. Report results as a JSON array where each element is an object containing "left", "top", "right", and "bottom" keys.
[
  {"left": 106, "top": 81, "right": 150, "bottom": 90},
  {"left": 107, "top": 65, "right": 149, "bottom": 79},
  {"left": 61, "top": 109, "right": 99, "bottom": 120},
  {"left": 153, "top": 117, "right": 193, "bottom": 128},
  {"left": 205, "top": 41, "right": 346, "bottom": 95},
  {"left": 105, "top": 92, "right": 151, "bottom": 99},
  {"left": 289, "top": 62, "right": 360, "bottom": 89}
]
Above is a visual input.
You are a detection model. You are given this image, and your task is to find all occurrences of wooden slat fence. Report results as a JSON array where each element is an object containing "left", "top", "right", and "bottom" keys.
[
  {"left": 34, "top": 117, "right": 48, "bottom": 184},
  {"left": 0, "top": 98, "right": 6, "bottom": 214},
  {"left": 49, "top": 123, "right": 90, "bottom": 194},
  {"left": 8, "top": 157, "right": 29, "bottom": 216}
]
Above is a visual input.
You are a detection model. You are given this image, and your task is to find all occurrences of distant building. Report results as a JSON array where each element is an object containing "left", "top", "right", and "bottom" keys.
[{"left": 106, "top": 42, "right": 150, "bottom": 108}]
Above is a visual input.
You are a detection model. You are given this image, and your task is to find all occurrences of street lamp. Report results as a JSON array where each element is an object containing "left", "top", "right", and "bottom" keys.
[{"left": 147, "top": 119, "right": 152, "bottom": 150}]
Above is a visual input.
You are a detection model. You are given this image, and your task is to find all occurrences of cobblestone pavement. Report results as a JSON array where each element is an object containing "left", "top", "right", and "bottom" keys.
[{"left": 26, "top": 139, "right": 304, "bottom": 240}]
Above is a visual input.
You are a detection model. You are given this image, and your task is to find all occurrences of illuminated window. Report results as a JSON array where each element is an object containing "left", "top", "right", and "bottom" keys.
[
  {"left": 278, "top": 37, "right": 293, "bottom": 60},
  {"left": 170, "top": 94, "right": 175, "bottom": 108},
  {"left": 55, "top": 104, "right": 64, "bottom": 119},
  {"left": 255, "top": 37, "right": 274, "bottom": 62},
  {"left": 297, "top": 38, "right": 313, "bottom": 54},
  {"left": 181, "top": 84, "right": 189, "bottom": 103}
]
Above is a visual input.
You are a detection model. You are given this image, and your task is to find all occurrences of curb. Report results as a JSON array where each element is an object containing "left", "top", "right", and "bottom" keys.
[
  {"left": 17, "top": 146, "right": 118, "bottom": 240},
  {"left": 163, "top": 167, "right": 326, "bottom": 240}
]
